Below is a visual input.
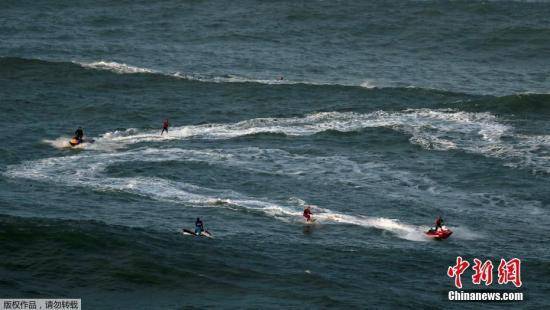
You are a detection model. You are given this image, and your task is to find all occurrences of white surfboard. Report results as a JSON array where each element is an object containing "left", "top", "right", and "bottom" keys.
[{"left": 181, "top": 228, "right": 214, "bottom": 238}]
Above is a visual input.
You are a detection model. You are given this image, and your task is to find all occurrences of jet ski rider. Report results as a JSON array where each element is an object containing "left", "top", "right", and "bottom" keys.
[
  {"left": 434, "top": 216, "right": 444, "bottom": 231},
  {"left": 74, "top": 127, "right": 84, "bottom": 142}
]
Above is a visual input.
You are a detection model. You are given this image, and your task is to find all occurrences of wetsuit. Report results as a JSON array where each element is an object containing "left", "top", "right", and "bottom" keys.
[
  {"left": 303, "top": 208, "right": 312, "bottom": 222},
  {"left": 195, "top": 219, "right": 204, "bottom": 235},
  {"left": 161, "top": 120, "right": 169, "bottom": 135}
]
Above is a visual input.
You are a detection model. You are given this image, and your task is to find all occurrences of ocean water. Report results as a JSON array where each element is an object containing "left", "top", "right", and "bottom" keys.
[{"left": 1, "top": 0, "right": 549, "bottom": 308}]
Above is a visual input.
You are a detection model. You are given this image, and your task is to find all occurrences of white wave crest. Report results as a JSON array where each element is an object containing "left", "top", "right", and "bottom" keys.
[
  {"left": 79, "top": 61, "right": 156, "bottom": 74},
  {"left": 360, "top": 80, "right": 378, "bottom": 89},
  {"left": 76, "top": 60, "right": 381, "bottom": 88}
]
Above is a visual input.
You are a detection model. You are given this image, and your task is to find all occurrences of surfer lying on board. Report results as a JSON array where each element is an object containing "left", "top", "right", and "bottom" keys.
[
  {"left": 195, "top": 217, "right": 204, "bottom": 235},
  {"left": 303, "top": 206, "right": 313, "bottom": 222},
  {"left": 161, "top": 119, "right": 169, "bottom": 135}
]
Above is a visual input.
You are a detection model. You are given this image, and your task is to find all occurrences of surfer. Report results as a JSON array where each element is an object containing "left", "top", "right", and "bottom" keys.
[
  {"left": 303, "top": 206, "right": 313, "bottom": 222},
  {"left": 74, "top": 127, "right": 84, "bottom": 142},
  {"left": 195, "top": 217, "right": 204, "bottom": 236},
  {"left": 161, "top": 119, "right": 169, "bottom": 135}
]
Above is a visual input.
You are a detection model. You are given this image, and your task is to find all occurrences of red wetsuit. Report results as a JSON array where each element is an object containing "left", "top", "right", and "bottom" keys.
[
  {"left": 303, "top": 208, "right": 312, "bottom": 221},
  {"left": 161, "top": 120, "right": 169, "bottom": 135}
]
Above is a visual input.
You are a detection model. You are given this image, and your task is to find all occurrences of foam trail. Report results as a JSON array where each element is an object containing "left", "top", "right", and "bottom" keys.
[
  {"left": 43, "top": 137, "right": 74, "bottom": 149},
  {"left": 99, "top": 110, "right": 508, "bottom": 144},
  {"left": 449, "top": 226, "right": 483, "bottom": 241},
  {"left": 317, "top": 212, "right": 427, "bottom": 242},
  {"left": 11, "top": 138, "right": 539, "bottom": 242},
  {"left": 26, "top": 145, "right": 543, "bottom": 223},
  {"left": 4, "top": 151, "right": 430, "bottom": 241},
  {"left": 22, "top": 146, "right": 440, "bottom": 201},
  {"left": 288, "top": 198, "right": 427, "bottom": 241},
  {"left": 92, "top": 109, "right": 548, "bottom": 173},
  {"left": 43, "top": 136, "right": 126, "bottom": 152},
  {"left": 26, "top": 142, "right": 547, "bottom": 217},
  {"left": 9, "top": 143, "right": 528, "bottom": 241}
]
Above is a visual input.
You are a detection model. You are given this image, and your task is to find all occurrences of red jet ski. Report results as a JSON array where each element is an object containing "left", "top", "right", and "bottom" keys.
[{"left": 425, "top": 227, "right": 453, "bottom": 240}]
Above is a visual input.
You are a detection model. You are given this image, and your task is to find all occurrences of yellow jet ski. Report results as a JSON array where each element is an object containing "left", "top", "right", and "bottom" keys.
[{"left": 69, "top": 137, "right": 81, "bottom": 146}]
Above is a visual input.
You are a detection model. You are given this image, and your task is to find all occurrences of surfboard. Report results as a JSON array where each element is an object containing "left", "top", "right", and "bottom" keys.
[{"left": 181, "top": 228, "right": 213, "bottom": 238}]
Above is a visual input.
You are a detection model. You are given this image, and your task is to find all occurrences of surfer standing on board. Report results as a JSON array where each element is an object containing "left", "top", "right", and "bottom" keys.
[
  {"left": 303, "top": 206, "right": 313, "bottom": 222},
  {"left": 195, "top": 217, "right": 204, "bottom": 235},
  {"left": 161, "top": 119, "right": 169, "bottom": 135}
]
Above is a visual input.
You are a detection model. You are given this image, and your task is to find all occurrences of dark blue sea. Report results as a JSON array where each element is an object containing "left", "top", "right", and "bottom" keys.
[{"left": 1, "top": 0, "right": 549, "bottom": 308}]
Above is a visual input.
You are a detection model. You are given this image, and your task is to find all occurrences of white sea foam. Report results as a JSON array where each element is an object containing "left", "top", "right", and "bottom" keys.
[
  {"left": 77, "top": 60, "right": 380, "bottom": 88},
  {"left": 88, "top": 109, "right": 547, "bottom": 173},
  {"left": 4, "top": 148, "right": 434, "bottom": 241},
  {"left": 98, "top": 109, "right": 507, "bottom": 144},
  {"left": 175, "top": 72, "right": 299, "bottom": 85},
  {"left": 360, "top": 80, "right": 378, "bottom": 89},
  {"left": 9, "top": 140, "right": 543, "bottom": 240},
  {"left": 47, "top": 107, "right": 544, "bottom": 174},
  {"left": 43, "top": 137, "right": 75, "bottom": 149},
  {"left": 16, "top": 108, "right": 549, "bottom": 240},
  {"left": 22, "top": 146, "right": 434, "bottom": 200},
  {"left": 43, "top": 135, "right": 126, "bottom": 152},
  {"left": 319, "top": 212, "right": 427, "bottom": 241},
  {"left": 79, "top": 61, "right": 156, "bottom": 74}
]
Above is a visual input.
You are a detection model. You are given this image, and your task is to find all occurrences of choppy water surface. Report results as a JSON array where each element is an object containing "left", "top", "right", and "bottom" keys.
[{"left": 1, "top": 1, "right": 549, "bottom": 308}]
